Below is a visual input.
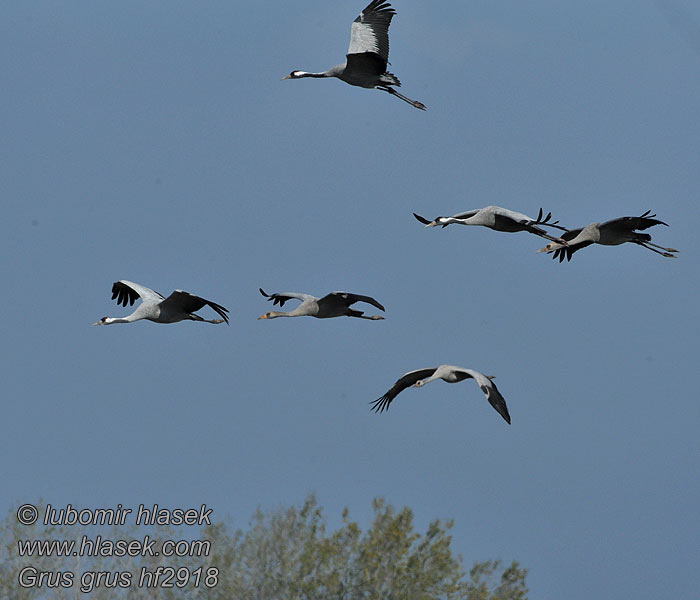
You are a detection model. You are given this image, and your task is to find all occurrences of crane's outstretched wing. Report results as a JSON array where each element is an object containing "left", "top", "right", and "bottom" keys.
[
  {"left": 162, "top": 291, "right": 230, "bottom": 324},
  {"left": 601, "top": 211, "right": 669, "bottom": 232},
  {"left": 325, "top": 292, "right": 385, "bottom": 312},
  {"left": 348, "top": 0, "right": 395, "bottom": 61},
  {"left": 111, "top": 280, "right": 164, "bottom": 307},
  {"left": 413, "top": 211, "right": 480, "bottom": 228},
  {"left": 370, "top": 367, "right": 437, "bottom": 413},
  {"left": 259, "top": 288, "right": 315, "bottom": 307},
  {"left": 490, "top": 206, "right": 565, "bottom": 232},
  {"left": 462, "top": 369, "right": 511, "bottom": 425},
  {"left": 413, "top": 212, "right": 432, "bottom": 225}
]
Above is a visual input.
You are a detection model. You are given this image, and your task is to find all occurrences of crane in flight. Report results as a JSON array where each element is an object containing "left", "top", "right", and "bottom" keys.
[
  {"left": 371, "top": 365, "right": 511, "bottom": 424},
  {"left": 413, "top": 206, "right": 568, "bottom": 243},
  {"left": 536, "top": 211, "right": 678, "bottom": 261},
  {"left": 258, "top": 288, "right": 385, "bottom": 320},
  {"left": 93, "top": 280, "right": 229, "bottom": 326},
  {"left": 282, "top": 1, "right": 426, "bottom": 110}
]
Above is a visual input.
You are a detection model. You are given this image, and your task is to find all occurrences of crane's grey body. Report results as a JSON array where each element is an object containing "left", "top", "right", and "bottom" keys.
[
  {"left": 371, "top": 364, "right": 511, "bottom": 424},
  {"left": 258, "top": 288, "right": 385, "bottom": 320},
  {"left": 413, "top": 205, "right": 568, "bottom": 243},
  {"left": 93, "top": 280, "right": 229, "bottom": 326},
  {"left": 282, "top": 1, "right": 426, "bottom": 110},
  {"left": 536, "top": 211, "right": 678, "bottom": 262}
]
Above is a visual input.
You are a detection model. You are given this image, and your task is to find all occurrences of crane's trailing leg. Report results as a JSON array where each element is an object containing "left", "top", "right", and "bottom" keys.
[
  {"left": 645, "top": 241, "right": 679, "bottom": 253},
  {"left": 634, "top": 241, "right": 678, "bottom": 258},
  {"left": 378, "top": 85, "right": 426, "bottom": 110},
  {"left": 189, "top": 314, "right": 227, "bottom": 324},
  {"left": 537, "top": 230, "right": 568, "bottom": 244},
  {"left": 347, "top": 309, "right": 385, "bottom": 320}
]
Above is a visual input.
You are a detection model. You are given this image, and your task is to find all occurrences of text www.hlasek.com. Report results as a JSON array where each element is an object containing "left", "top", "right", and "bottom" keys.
[
  {"left": 18, "top": 535, "right": 211, "bottom": 558},
  {"left": 16, "top": 503, "right": 219, "bottom": 593}
]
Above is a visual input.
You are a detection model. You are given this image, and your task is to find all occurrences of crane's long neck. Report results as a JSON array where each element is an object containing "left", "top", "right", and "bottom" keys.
[
  {"left": 103, "top": 315, "right": 140, "bottom": 325},
  {"left": 296, "top": 71, "right": 333, "bottom": 78},
  {"left": 456, "top": 218, "right": 479, "bottom": 226},
  {"left": 415, "top": 373, "right": 441, "bottom": 387}
]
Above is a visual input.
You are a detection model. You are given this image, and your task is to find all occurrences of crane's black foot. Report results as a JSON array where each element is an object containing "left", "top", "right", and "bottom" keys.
[{"left": 413, "top": 101, "right": 427, "bottom": 110}]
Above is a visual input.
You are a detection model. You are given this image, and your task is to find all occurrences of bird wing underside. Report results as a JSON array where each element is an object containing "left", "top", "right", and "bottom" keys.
[
  {"left": 480, "top": 381, "right": 511, "bottom": 424},
  {"left": 259, "top": 289, "right": 315, "bottom": 307},
  {"left": 493, "top": 213, "right": 538, "bottom": 233},
  {"left": 412, "top": 212, "right": 432, "bottom": 225},
  {"left": 345, "top": 52, "right": 388, "bottom": 76},
  {"left": 162, "top": 291, "right": 230, "bottom": 324},
  {"left": 560, "top": 228, "right": 584, "bottom": 242},
  {"left": 602, "top": 212, "right": 668, "bottom": 232},
  {"left": 452, "top": 371, "right": 475, "bottom": 382},
  {"left": 111, "top": 280, "right": 164, "bottom": 307},
  {"left": 326, "top": 292, "right": 385, "bottom": 311},
  {"left": 348, "top": 0, "right": 395, "bottom": 60},
  {"left": 370, "top": 367, "right": 438, "bottom": 413}
]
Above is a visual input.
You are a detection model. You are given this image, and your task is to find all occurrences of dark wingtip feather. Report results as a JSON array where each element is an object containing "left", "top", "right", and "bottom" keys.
[
  {"left": 369, "top": 395, "right": 391, "bottom": 413},
  {"left": 413, "top": 212, "right": 430, "bottom": 225}
]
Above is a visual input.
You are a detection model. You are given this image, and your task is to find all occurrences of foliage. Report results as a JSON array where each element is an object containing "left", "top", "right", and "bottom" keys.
[{"left": 0, "top": 497, "right": 527, "bottom": 599}]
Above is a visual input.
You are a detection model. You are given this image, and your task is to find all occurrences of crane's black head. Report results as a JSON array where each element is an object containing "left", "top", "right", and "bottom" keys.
[{"left": 282, "top": 70, "right": 304, "bottom": 80}]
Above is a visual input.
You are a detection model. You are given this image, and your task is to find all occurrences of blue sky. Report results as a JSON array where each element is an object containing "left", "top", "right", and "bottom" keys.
[{"left": 2, "top": 1, "right": 699, "bottom": 597}]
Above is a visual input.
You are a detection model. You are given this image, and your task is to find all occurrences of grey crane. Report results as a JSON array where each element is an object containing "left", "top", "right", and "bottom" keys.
[
  {"left": 413, "top": 205, "right": 568, "bottom": 243},
  {"left": 282, "top": 0, "right": 426, "bottom": 110},
  {"left": 93, "top": 280, "right": 229, "bottom": 326},
  {"left": 258, "top": 288, "right": 385, "bottom": 320},
  {"left": 536, "top": 211, "right": 678, "bottom": 262},
  {"left": 371, "top": 365, "right": 511, "bottom": 424}
]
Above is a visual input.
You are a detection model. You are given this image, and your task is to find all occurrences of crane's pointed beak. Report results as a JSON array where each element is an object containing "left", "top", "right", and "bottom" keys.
[
  {"left": 258, "top": 314, "right": 268, "bottom": 320},
  {"left": 536, "top": 245, "right": 552, "bottom": 254},
  {"left": 281, "top": 75, "right": 291, "bottom": 80},
  {"left": 424, "top": 222, "right": 437, "bottom": 228}
]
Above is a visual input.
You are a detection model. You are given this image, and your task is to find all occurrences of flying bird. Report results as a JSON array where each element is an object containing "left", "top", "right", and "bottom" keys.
[
  {"left": 282, "top": 0, "right": 426, "bottom": 110},
  {"left": 371, "top": 365, "right": 511, "bottom": 424},
  {"left": 258, "top": 288, "right": 385, "bottom": 320},
  {"left": 93, "top": 280, "right": 229, "bottom": 326},
  {"left": 536, "top": 211, "right": 678, "bottom": 262},
  {"left": 413, "top": 206, "right": 568, "bottom": 243}
]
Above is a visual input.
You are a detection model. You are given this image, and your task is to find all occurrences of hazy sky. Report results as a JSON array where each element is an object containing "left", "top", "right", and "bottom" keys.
[{"left": 2, "top": 1, "right": 699, "bottom": 598}]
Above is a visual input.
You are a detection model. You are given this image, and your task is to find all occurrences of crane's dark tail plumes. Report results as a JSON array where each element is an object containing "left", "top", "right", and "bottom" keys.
[
  {"left": 381, "top": 71, "right": 402, "bottom": 86},
  {"left": 378, "top": 84, "right": 427, "bottom": 110}
]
